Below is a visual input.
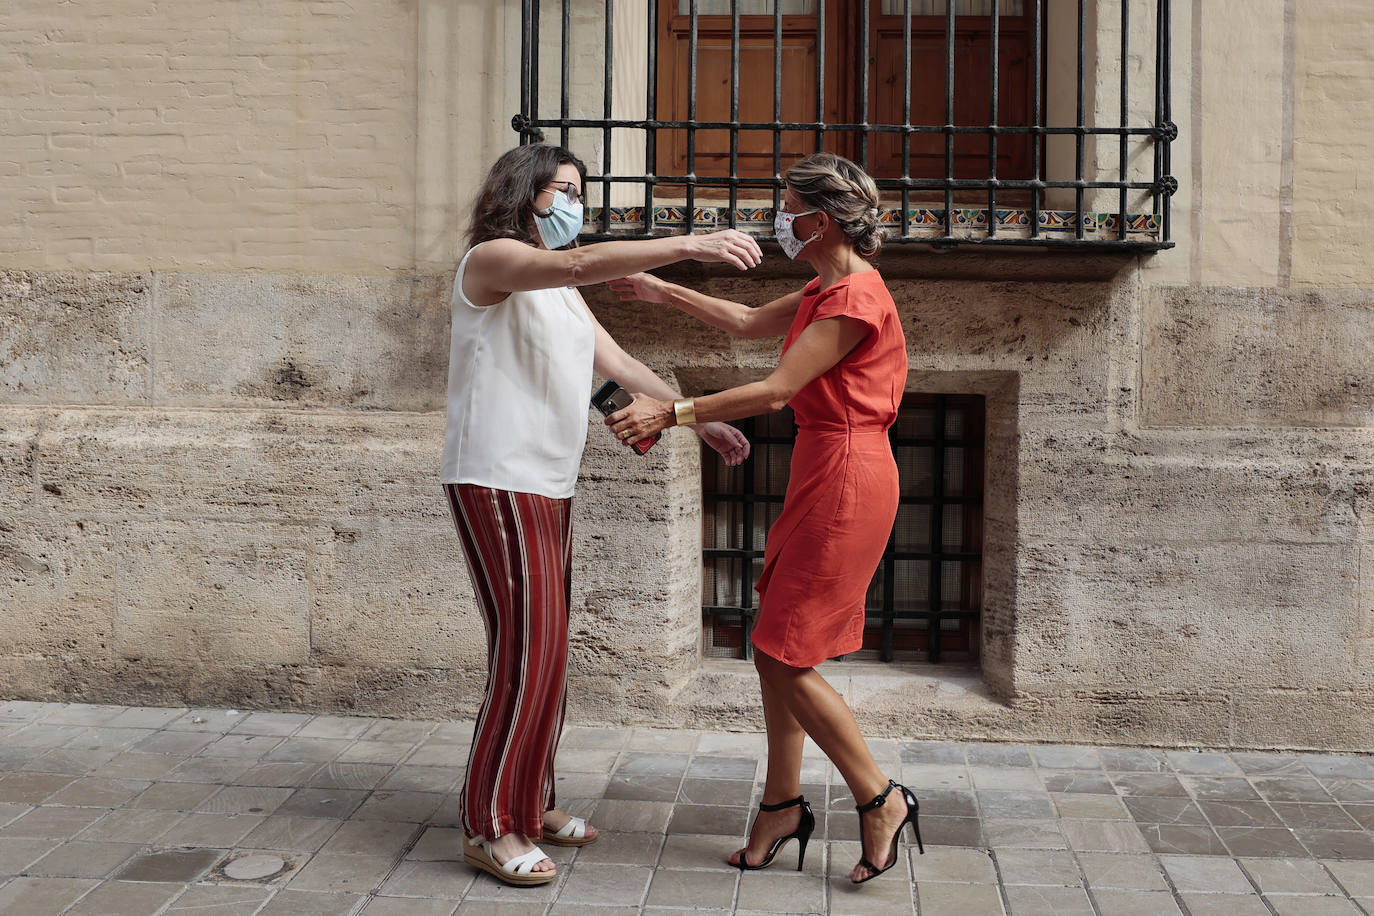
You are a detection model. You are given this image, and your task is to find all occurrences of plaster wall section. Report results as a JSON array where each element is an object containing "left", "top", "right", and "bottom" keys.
[
  {"left": 1290, "top": 0, "right": 1374, "bottom": 287},
  {"left": 1194, "top": 0, "right": 1284, "bottom": 288},
  {"left": 1, "top": 0, "right": 520, "bottom": 275}
]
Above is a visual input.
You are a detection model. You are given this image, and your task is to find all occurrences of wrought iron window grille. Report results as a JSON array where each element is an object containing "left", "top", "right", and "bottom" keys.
[
  {"left": 702, "top": 394, "right": 985, "bottom": 664},
  {"left": 516, "top": 0, "right": 1175, "bottom": 250}
]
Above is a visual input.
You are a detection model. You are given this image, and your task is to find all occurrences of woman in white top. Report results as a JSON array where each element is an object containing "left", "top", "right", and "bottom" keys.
[{"left": 445, "top": 143, "right": 759, "bottom": 887}]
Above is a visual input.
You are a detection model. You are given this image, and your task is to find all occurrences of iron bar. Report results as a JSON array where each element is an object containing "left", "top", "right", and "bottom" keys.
[
  {"left": 740, "top": 414, "right": 756, "bottom": 660},
  {"left": 1119, "top": 0, "right": 1129, "bottom": 239},
  {"left": 645, "top": 0, "right": 658, "bottom": 235},
  {"left": 858, "top": 0, "right": 870, "bottom": 169},
  {"left": 773, "top": 1, "right": 782, "bottom": 216},
  {"left": 816, "top": 0, "right": 826, "bottom": 151},
  {"left": 531, "top": 0, "right": 541, "bottom": 135},
  {"left": 1031, "top": 0, "right": 1043, "bottom": 236},
  {"left": 1160, "top": 0, "right": 1173, "bottom": 240},
  {"left": 944, "top": 0, "right": 955, "bottom": 238},
  {"left": 528, "top": 117, "right": 1156, "bottom": 136},
  {"left": 728, "top": 0, "right": 740, "bottom": 226},
  {"left": 578, "top": 229, "right": 1171, "bottom": 251},
  {"left": 927, "top": 394, "right": 947, "bottom": 663},
  {"left": 601, "top": 0, "right": 613, "bottom": 234},
  {"left": 1154, "top": 0, "right": 1163, "bottom": 222},
  {"left": 687, "top": 0, "right": 698, "bottom": 233},
  {"left": 989, "top": 0, "right": 1000, "bottom": 235},
  {"left": 579, "top": 173, "right": 1160, "bottom": 190},
  {"left": 519, "top": 0, "right": 531, "bottom": 140},
  {"left": 560, "top": 1, "right": 570, "bottom": 149},
  {"left": 1075, "top": 0, "right": 1086, "bottom": 239},
  {"left": 901, "top": 0, "right": 911, "bottom": 239}
]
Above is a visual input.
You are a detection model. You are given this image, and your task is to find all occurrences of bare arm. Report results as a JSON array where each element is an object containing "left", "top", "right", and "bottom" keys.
[
  {"left": 606, "top": 315, "right": 870, "bottom": 444},
  {"left": 463, "top": 232, "right": 762, "bottom": 306},
  {"left": 582, "top": 298, "right": 751, "bottom": 466},
  {"left": 587, "top": 306, "right": 682, "bottom": 403},
  {"left": 607, "top": 272, "right": 804, "bottom": 339}
]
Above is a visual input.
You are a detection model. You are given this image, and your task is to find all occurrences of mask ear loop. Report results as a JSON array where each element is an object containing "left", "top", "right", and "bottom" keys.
[{"left": 804, "top": 211, "right": 826, "bottom": 244}]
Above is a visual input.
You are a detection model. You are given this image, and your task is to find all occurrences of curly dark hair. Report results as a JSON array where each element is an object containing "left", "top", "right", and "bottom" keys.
[{"left": 465, "top": 144, "right": 588, "bottom": 250}]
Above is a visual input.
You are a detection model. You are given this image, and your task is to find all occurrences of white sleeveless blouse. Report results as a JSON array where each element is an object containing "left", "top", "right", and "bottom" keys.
[{"left": 440, "top": 242, "right": 596, "bottom": 499}]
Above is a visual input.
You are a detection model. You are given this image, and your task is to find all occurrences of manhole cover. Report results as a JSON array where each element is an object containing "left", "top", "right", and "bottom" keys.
[{"left": 223, "top": 854, "right": 286, "bottom": 881}]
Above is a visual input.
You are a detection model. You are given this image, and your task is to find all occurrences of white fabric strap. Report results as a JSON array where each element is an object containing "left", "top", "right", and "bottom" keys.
[
  {"left": 501, "top": 847, "right": 549, "bottom": 875},
  {"left": 468, "top": 836, "right": 549, "bottom": 876},
  {"left": 553, "top": 816, "right": 587, "bottom": 839}
]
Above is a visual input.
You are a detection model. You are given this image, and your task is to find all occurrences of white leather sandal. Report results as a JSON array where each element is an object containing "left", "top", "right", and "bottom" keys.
[
  {"left": 463, "top": 835, "right": 557, "bottom": 886},
  {"left": 541, "top": 814, "right": 597, "bottom": 847}
]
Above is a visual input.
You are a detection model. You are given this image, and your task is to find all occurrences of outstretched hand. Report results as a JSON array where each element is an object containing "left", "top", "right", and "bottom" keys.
[
  {"left": 696, "top": 421, "right": 750, "bottom": 466},
  {"left": 607, "top": 398, "right": 751, "bottom": 467},
  {"left": 606, "top": 394, "right": 675, "bottom": 448},
  {"left": 607, "top": 272, "right": 669, "bottom": 304},
  {"left": 689, "top": 229, "right": 763, "bottom": 270}
]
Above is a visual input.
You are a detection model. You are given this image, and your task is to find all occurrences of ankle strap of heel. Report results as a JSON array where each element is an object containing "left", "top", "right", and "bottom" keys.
[
  {"left": 856, "top": 779, "right": 898, "bottom": 814},
  {"left": 758, "top": 795, "right": 806, "bottom": 812}
]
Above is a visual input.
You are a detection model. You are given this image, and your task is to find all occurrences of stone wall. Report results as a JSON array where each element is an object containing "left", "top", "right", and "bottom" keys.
[{"left": 1, "top": 1, "right": 1373, "bottom": 750}]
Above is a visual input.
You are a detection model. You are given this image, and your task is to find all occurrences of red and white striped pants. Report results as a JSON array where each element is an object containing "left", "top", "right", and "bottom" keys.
[{"left": 445, "top": 483, "right": 572, "bottom": 840}]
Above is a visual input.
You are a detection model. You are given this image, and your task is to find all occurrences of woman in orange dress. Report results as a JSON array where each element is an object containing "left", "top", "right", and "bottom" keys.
[{"left": 607, "top": 152, "right": 922, "bottom": 885}]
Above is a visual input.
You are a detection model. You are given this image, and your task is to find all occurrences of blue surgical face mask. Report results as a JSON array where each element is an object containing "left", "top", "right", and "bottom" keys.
[
  {"left": 534, "top": 188, "right": 584, "bottom": 249},
  {"left": 773, "top": 208, "right": 819, "bottom": 259}
]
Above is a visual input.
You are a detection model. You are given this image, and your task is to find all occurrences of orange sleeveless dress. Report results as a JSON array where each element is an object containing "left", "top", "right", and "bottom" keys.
[{"left": 751, "top": 270, "right": 908, "bottom": 668}]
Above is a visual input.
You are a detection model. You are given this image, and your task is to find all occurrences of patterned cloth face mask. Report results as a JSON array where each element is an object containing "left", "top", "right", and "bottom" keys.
[
  {"left": 534, "top": 186, "right": 585, "bottom": 250},
  {"left": 773, "top": 209, "right": 820, "bottom": 259}
]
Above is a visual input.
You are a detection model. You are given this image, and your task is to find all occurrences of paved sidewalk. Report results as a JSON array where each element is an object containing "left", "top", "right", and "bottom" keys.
[{"left": 0, "top": 702, "right": 1373, "bottom": 914}]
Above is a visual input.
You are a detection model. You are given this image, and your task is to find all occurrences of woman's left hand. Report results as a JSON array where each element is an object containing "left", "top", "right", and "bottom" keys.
[
  {"left": 607, "top": 394, "right": 675, "bottom": 447},
  {"left": 695, "top": 422, "right": 750, "bottom": 466}
]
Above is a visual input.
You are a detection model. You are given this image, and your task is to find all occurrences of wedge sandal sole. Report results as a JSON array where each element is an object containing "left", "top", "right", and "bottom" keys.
[
  {"left": 540, "top": 827, "right": 598, "bottom": 847},
  {"left": 462, "top": 845, "right": 557, "bottom": 886}
]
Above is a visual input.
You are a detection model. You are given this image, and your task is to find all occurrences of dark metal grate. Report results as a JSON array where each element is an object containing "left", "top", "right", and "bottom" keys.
[
  {"left": 701, "top": 394, "right": 985, "bottom": 663},
  {"left": 515, "top": 0, "right": 1175, "bottom": 250}
]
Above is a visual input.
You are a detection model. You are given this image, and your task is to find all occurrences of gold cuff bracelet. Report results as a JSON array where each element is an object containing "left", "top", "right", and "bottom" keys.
[{"left": 673, "top": 398, "right": 697, "bottom": 427}]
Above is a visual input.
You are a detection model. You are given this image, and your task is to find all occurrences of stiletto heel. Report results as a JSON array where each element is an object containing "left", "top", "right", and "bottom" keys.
[
  {"left": 731, "top": 795, "right": 815, "bottom": 872},
  {"left": 852, "top": 779, "right": 924, "bottom": 885}
]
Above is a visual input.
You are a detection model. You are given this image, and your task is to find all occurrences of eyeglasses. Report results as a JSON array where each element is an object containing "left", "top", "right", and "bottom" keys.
[{"left": 543, "top": 180, "right": 583, "bottom": 206}]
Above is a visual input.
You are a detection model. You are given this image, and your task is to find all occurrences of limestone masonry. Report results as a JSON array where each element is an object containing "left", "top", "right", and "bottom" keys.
[{"left": 1, "top": 1, "right": 1371, "bottom": 750}]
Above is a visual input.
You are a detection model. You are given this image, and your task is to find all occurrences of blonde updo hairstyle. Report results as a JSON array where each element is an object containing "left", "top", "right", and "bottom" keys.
[{"left": 784, "top": 152, "right": 886, "bottom": 260}]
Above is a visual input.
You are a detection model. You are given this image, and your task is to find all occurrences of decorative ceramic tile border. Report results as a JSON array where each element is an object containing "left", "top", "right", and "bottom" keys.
[{"left": 584, "top": 205, "right": 1161, "bottom": 242}]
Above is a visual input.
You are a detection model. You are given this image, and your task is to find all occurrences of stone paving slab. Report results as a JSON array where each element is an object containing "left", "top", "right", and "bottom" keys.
[{"left": 1, "top": 701, "right": 1373, "bottom": 914}]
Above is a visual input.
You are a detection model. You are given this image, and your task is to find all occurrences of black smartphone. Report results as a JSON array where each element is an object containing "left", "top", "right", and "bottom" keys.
[{"left": 591, "top": 380, "right": 659, "bottom": 455}]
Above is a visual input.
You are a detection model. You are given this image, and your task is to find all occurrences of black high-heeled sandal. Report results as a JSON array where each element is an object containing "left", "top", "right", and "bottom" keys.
[
  {"left": 852, "top": 779, "right": 924, "bottom": 885},
  {"left": 731, "top": 794, "right": 815, "bottom": 872}
]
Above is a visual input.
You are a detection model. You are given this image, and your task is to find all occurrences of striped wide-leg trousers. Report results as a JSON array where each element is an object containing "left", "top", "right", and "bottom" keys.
[{"left": 444, "top": 483, "right": 573, "bottom": 841}]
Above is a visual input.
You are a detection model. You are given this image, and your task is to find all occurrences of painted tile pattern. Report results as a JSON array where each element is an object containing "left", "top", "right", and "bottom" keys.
[{"left": 584, "top": 205, "right": 1161, "bottom": 242}]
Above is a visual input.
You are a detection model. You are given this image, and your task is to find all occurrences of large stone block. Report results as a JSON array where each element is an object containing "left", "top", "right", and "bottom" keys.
[
  {"left": 1230, "top": 690, "right": 1374, "bottom": 751},
  {"left": 111, "top": 520, "right": 310, "bottom": 665},
  {"left": 32, "top": 408, "right": 449, "bottom": 527},
  {"left": 152, "top": 272, "right": 450, "bottom": 411},
  {"left": 588, "top": 276, "right": 1121, "bottom": 409},
  {"left": 1063, "top": 689, "right": 1234, "bottom": 748},
  {"left": 0, "top": 417, "right": 37, "bottom": 517},
  {"left": 1142, "top": 286, "right": 1374, "bottom": 427},
  {"left": 1016, "top": 425, "right": 1365, "bottom": 547},
  {"left": 0, "top": 516, "right": 117, "bottom": 657},
  {"left": 1358, "top": 541, "right": 1374, "bottom": 683},
  {"left": 570, "top": 428, "right": 710, "bottom": 697},
  {"left": 1013, "top": 541, "right": 1361, "bottom": 694},
  {"left": 308, "top": 522, "right": 482, "bottom": 668},
  {"left": 896, "top": 279, "right": 1115, "bottom": 404},
  {"left": 0, "top": 270, "right": 151, "bottom": 404}
]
